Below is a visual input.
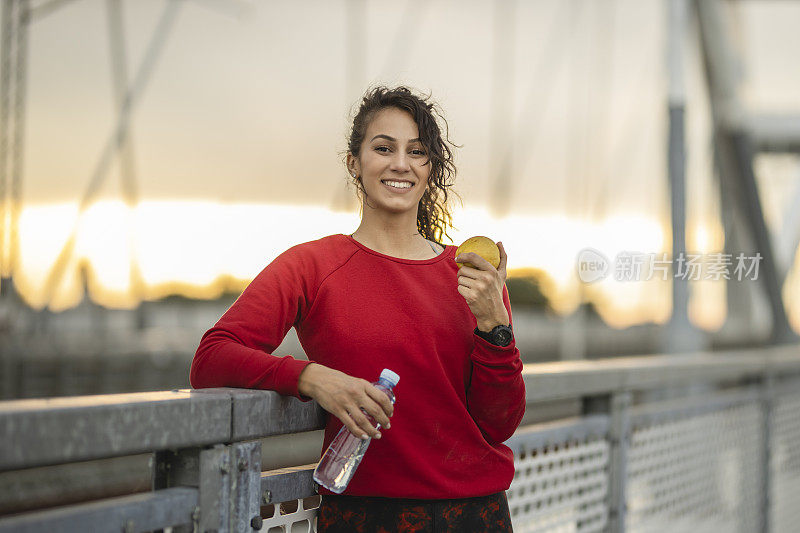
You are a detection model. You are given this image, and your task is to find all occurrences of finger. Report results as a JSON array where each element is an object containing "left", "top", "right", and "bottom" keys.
[
  {"left": 349, "top": 405, "right": 381, "bottom": 439},
  {"left": 459, "top": 252, "right": 494, "bottom": 271},
  {"left": 498, "top": 241, "right": 508, "bottom": 274},
  {"left": 460, "top": 278, "right": 489, "bottom": 296},
  {"left": 457, "top": 275, "right": 474, "bottom": 289},
  {"left": 338, "top": 409, "right": 369, "bottom": 440},
  {"left": 457, "top": 284, "right": 474, "bottom": 301},
  {"left": 457, "top": 264, "right": 484, "bottom": 280},
  {"left": 460, "top": 270, "right": 494, "bottom": 292},
  {"left": 455, "top": 252, "right": 494, "bottom": 272},
  {"left": 359, "top": 401, "right": 388, "bottom": 434},
  {"left": 365, "top": 386, "right": 394, "bottom": 423},
  {"left": 367, "top": 386, "right": 394, "bottom": 417}
]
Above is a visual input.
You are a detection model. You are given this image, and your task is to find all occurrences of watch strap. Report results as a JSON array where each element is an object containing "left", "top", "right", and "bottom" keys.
[{"left": 474, "top": 324, "right": 513, "bottom": 347}]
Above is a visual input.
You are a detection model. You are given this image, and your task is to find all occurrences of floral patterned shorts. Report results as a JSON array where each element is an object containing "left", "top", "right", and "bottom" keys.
[{"left": 316, "top": 491, "right": 513, "bottom": 532}]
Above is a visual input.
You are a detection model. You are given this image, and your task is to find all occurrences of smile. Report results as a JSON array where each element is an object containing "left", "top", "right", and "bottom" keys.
[{"left": 381, "top": 180, "right": 414, "bottom": 191}]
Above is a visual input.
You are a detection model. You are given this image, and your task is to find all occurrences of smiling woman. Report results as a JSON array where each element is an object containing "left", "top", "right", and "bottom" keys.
[
  {"left": 191, "top": 86, "right": 522, "bottom": 532},
  {"left": 344, "top": 86, "right": 460, "bottom": 255},
  {"left": 350, "top": 108, "right": 431, "bottom": 216}
]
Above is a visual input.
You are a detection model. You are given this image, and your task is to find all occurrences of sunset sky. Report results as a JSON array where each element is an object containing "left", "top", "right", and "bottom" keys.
[{"left": 4, "top": 0, "right": 799, "bottom": 331}]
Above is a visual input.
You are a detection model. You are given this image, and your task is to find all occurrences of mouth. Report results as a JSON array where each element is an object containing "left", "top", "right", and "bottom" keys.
[{"left": 381, "top": 179, "right": 415, "bottom": 192}]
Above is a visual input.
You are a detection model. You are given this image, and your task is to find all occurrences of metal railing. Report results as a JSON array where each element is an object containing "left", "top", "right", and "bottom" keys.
[{"left": 0, "top": 344, "right": 798, "bottom": 532}]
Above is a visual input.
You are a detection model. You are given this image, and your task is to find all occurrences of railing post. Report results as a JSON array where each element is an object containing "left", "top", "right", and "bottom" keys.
[
  {"left": 153, "top": 441, "right": 262, "bottom": 532},
  {"left": 198, "top": 444, "right": 231, "bottom": 532},
  {"left": 584, "top": 391, "right": 632, "bottom": 533},
  {"left": 229, "top": 440, "right": 262, "bottom": 532},
  {"left": 759, "top": 373, "right": 775, "bottom": 533},
  {"left": 152, "top": 447, "right": 201, "bottom": 533},
  {"left": 198, "top": 441, "right": 262, "bottom": 532}
]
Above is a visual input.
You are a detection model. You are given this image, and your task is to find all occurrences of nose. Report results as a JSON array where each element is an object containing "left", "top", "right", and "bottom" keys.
[{"left": 389, "top": 151, "right": 411, "bottom": 173}]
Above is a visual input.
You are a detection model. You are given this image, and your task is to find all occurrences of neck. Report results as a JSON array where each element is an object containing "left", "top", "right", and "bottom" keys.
[{"left": 351, "top": 206, "right": 431, "bottom": 257}]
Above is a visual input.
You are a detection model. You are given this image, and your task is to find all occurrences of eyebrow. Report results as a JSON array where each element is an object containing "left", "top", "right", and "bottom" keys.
[{"left": 370, "top": 134, "right": 422, "bottom": 143}]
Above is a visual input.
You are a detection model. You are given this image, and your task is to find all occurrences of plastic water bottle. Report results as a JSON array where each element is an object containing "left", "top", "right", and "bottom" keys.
[{"left": 313, "top": 368, "right": 400, "bottom": 494}]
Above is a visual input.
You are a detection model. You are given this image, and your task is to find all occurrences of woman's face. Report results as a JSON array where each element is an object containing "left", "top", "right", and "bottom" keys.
[{"left": 349, "top": 107, "right": 431, "bottom": 215}]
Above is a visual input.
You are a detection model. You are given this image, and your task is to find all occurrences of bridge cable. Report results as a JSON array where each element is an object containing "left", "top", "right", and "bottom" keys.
[
  {"left": 0, "top": 0, "right": 14, "bottom": 282},
  {"left": 40, "top": 0, "right": 183, "bottom": 309},
  {"left": 9, "top": 0, "right": 28, "bottom": 284},
  {"left": 106, "top": 0, "right": 148, "bottom": 315}
]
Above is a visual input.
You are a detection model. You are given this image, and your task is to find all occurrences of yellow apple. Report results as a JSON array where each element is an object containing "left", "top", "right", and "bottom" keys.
[{"left": 455, "top": 236, "right": 500, "bottom": 270}]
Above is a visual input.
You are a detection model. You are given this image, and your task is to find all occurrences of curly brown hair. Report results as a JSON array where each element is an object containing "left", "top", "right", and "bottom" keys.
[{"left": 346, "top": 86, "right": 461, "bottom": 245}]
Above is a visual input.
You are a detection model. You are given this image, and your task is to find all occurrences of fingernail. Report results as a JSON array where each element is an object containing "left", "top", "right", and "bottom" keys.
[
  {"left": 361, "top": 434, "right": 368, "bottom": 440},
  {"left": 376, "top": 433, "right": 382, "bottom": 439},
  {"left": 386, "top": 423, "right": 391, "bottom": 429}
]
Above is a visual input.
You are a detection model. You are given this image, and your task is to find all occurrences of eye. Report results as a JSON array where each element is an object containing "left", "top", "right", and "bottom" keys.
[
  {"left": 374, "top": 146, "right": 390, "bottom": 153},
  {"left": 411, "top": 149, "right": 427, "bottom": 156}
]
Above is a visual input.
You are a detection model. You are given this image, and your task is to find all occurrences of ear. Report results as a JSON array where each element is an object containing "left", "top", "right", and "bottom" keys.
[{"left": 346, "top": 153, "right": 360, "bottom": 177}]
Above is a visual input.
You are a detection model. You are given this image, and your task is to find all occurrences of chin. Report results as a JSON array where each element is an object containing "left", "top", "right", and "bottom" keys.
[
  {"left": 375, "top": 202, "right": 418, "bottom": 215},
  {"left": 365, "top": 194, "right": 423, "bottom": 214}
]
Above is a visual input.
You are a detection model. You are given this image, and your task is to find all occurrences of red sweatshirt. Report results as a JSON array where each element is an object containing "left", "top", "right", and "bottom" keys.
[{"left": 190, "top": 234, "right": 526, "bottom": 498}]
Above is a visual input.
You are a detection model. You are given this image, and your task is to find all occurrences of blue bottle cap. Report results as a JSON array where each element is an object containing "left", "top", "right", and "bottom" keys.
[{"left": 380, "top": 369, "right": 400, "bottom": 387}]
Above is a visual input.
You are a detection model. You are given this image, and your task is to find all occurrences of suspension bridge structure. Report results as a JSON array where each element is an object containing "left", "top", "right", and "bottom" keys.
[{"left": 0, "top": 0, "right": 798, "bottom": 531}]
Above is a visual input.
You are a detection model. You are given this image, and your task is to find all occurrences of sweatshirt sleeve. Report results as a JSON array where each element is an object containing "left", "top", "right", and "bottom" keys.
[
  {"left": 465, "top": 284, "right": 526, "bottom": 445},
  {"left": 190, "top": 246, "right": 316, "bottom": 402}
]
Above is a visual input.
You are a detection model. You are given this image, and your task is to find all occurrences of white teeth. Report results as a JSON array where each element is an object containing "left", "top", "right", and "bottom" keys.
[{"left": 382, "top": 180, "right": 412, "bottom": 189}]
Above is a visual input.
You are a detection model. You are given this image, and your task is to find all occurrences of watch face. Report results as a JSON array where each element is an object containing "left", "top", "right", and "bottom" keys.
[{"left": 494, "top": 327, "right": 513, "bottom": 346}]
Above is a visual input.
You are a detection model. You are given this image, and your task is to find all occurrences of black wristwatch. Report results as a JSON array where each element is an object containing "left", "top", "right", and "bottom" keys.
[{"left": 474, "top": 324, "right": 513, "bottom": 347}]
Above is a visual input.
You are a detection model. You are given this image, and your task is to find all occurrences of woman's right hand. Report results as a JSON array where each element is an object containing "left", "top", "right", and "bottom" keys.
[{"left": 297, "top": 363, "right": 393, "bottom": 440}]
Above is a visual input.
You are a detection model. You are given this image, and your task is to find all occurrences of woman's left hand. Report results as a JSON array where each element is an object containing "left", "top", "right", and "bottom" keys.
[{"left": 455, "top": 241, "right": 510, "bottom": 332}]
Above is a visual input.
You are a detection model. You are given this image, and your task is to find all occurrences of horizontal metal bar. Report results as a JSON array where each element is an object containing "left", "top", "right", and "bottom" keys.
[
  {"left": 0, "top": 386, "right": 327, "bottom": 470},
  {"left": 505, "top": 415, "right": 609, "bottom": 454},
  {"left": 1, "top": 345, "right": 796, "bottom": 471},
  {"left": 0, "top": 390, "right": 230, "bottom": 470},
  {"left": 260, "top": 463, "right": 317, "bottom": 504},
  {"left": 522, "top": 359, "right": 627, "bottom": 402},
  {"left": 228, "top": 388, "right": 325, "bottom": 440},
  {"left": 259, "top": 430, "right": 324, "bottom": 471},
  {"left": 0, "top": 453, "right": 151, "bottom": 516},
  {"left": 522, "top": 345, "right": 799, "bottom": 403},
  {"left": 630, "top": 387, "right": 760, "bottom": 427},
  {"left": 622, "top": 352, "right": 765, "bottom": 387},
  {"left": 0, "top": 432, "right": 327, "bottom": 515},
  {"left": 0, "top": 487, "right": 198, "bottom": 533}
]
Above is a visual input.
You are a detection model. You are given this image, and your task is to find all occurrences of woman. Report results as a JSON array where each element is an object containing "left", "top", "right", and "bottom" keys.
[{"left": 190, "top": 86, "right": 525, "bottom": 532}]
